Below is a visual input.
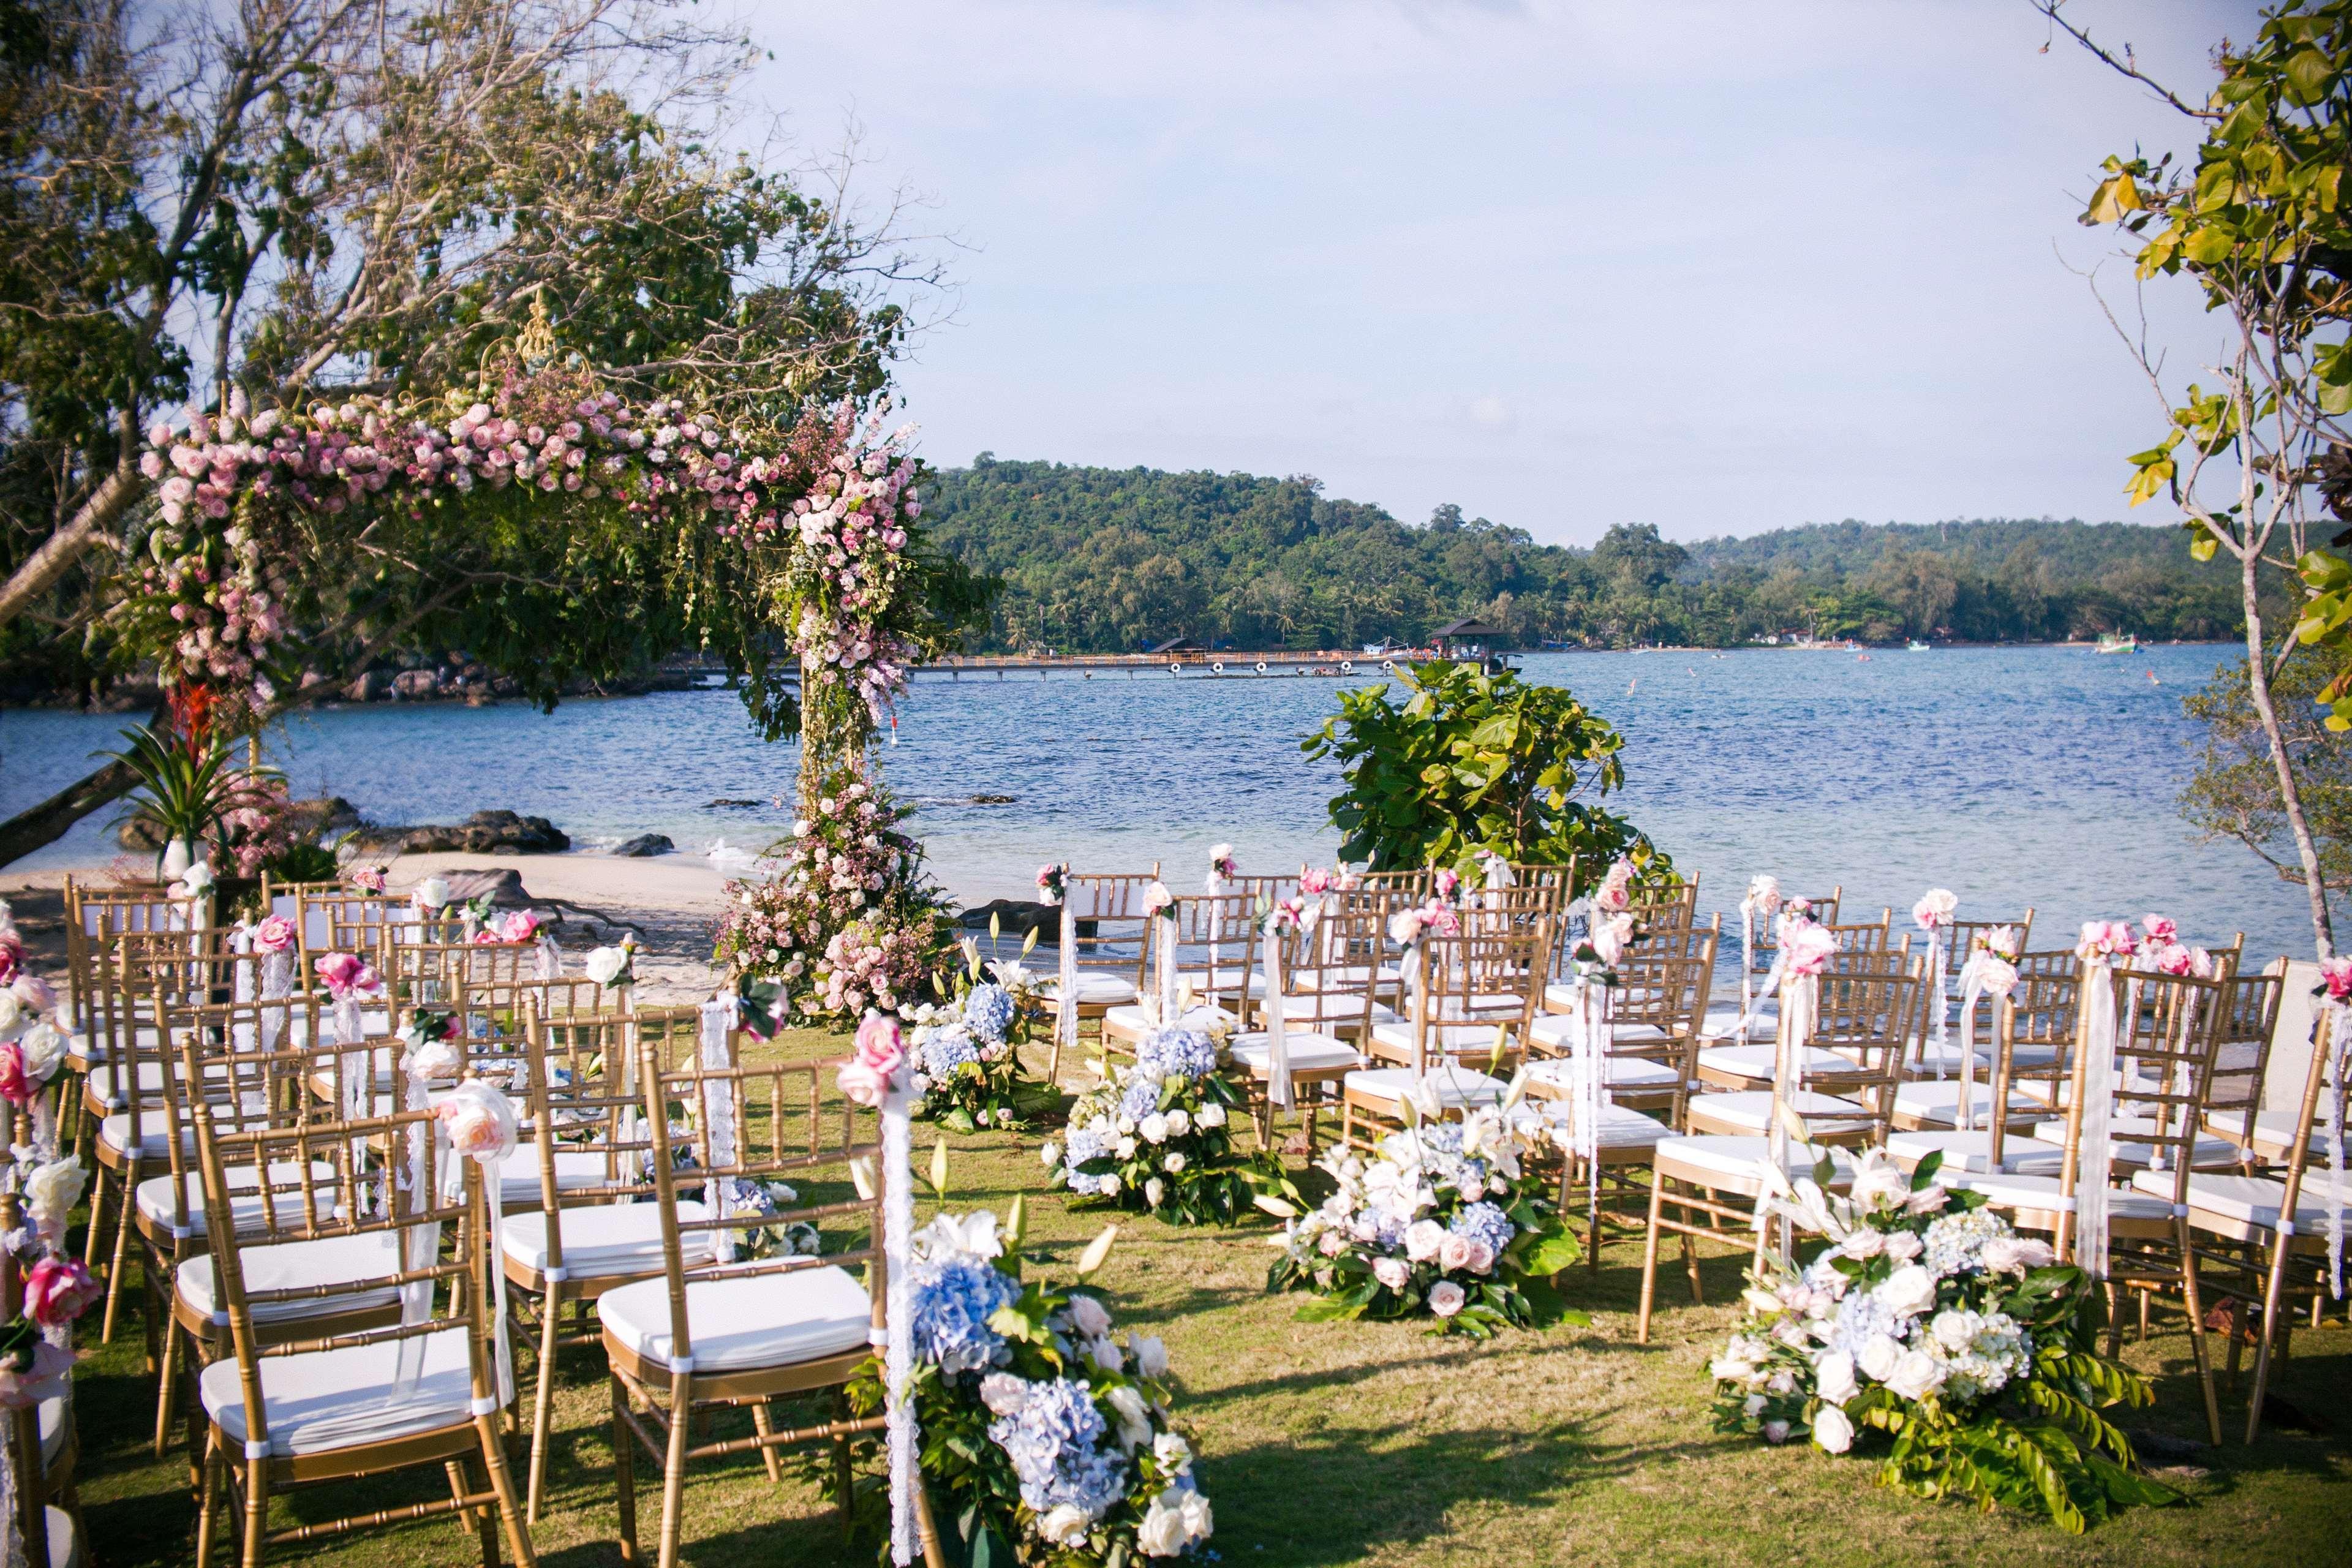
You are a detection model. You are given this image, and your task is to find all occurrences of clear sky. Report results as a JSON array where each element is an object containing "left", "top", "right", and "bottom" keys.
[{"left": 751, "top": 0, "right": 2263, "bottom": 546}]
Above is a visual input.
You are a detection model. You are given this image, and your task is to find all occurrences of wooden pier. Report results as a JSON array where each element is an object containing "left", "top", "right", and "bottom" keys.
[{"left": 914, "top": 650, "right": 1420, "bottom": 681}]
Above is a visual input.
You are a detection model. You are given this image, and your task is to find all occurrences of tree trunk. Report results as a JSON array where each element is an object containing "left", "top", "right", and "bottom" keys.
[
  {"left": 0, "top": 756, "right": 143, "bottom": 869},
  {"left": 2240, "top": 547, "right": 2337, "bottom": 959},
  {"left": 0, "top": 464, "right": 145, "bottom": 630}
]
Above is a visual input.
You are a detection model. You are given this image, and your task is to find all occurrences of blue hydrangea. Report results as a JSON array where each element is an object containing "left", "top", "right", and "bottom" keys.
[
  {"left": 920, "top": 1023, "right": 979, "bottom": 1080},
  {"left": 907, "top": 1254, "right": 1019, "bottom": 1374},
  {"left": 1136, "top": 1026, "right": 1216, "bottom": 1082},
  {"left": 1118, "top": 1073, "right": 1166, "bottom": 1122},
  {"left": 1062, "top": 1123, "right": 1118, "bottom": 1196},
  {"left": 987, "top": 1378, "right": 1129, "bottom": 1523},
  {"left": 962, "top": 983, "right": 1014, "bottom": 1044},
  {"left": 1449, "top": 1201, "right": 1516, "bottom": 1256},
  {"left": 1819, "top": 1275, "right": 1907, "bottom": 1360}
]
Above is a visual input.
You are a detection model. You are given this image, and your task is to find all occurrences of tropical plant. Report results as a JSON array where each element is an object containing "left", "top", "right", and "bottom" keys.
[
  {"left": 1302, "top": 660, "right": 1666, "bottom": 879},
  {"left": 102, "top": 723, "right": 258, "bottom": 869}
]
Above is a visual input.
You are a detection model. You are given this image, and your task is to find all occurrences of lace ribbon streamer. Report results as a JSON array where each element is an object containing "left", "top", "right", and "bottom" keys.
[
  {"left": 699, "top": 1000, "right": 738, "bottom": 1264},
  {"left": 1261, "top": 914, "right": 1293, "bottom": 1110},
  {"left": 881, "top": 1061, "right": 917, "bottom": 1566},
  {"left": 2075, "top": 958, "right": 2120, "bottom": 1280}
]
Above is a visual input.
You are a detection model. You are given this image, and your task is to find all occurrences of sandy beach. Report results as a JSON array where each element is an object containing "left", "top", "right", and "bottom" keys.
[{"left": 1, "top": 848, "right": 734, "bottom": 1005}]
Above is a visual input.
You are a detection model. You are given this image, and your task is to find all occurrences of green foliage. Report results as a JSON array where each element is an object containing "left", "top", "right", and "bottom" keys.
[
  {"left": 101, "top": 723, "right": 260, "bottom": 851},
  {"left": 2181, "top": 654, "right": 2352, "bottom": 897},
  {"left": 1303, "top": 660, "right": 1662, "bottom": 877},
  {"left": 918, "top": 458, "right": 2237, "bottom": 653}
]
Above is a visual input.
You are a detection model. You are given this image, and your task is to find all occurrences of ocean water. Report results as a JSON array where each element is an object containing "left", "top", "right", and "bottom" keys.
[{"left": 0, "top": 644, "right": 2320, "bottom": 964}]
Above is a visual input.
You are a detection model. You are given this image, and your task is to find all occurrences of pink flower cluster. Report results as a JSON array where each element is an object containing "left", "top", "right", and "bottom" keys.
[
  {"left": 472, "top": 910, "right": 541, "bottom": 945},
  {"left": 839, "top": 1012, "right": 905, "bottom": 1107},
  {"left": 818, "top": 917, "right": 933, "bottom": 1016},
  {"left": 2321, "top": 956, "right": 2352, "bottom": 1002}
]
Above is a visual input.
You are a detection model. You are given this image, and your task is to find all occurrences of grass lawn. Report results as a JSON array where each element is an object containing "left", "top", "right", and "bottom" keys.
[{"left": 67, "top": 1027, "right": 2352, "bottom": 1566}]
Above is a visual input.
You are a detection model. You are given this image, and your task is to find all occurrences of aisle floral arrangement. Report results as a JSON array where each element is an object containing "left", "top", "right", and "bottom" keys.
[
  {"left": 1046, "top": 1016, "right": 1290, "bottom": 1226},
  {"left": 907, "top": 938, "right": 1047, "bottom": 1131},
  {"left": 1709, "top": 1148, "right": 2176, "bottom": 1532},
  {"left": 840, "top": 1207, "right": 1215, "bottom": 1564},
  {"left": 1265, "top": 1102, "right": 1585, "bottom": 1337}
]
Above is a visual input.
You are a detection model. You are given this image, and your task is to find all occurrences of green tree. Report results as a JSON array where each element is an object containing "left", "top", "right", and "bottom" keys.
[
  {"left": 2182, "top": 655, "right": 2352, "bottom": 902},
  {"left": 1301, "top": 660, "right": 1667, "bottom": 878}
]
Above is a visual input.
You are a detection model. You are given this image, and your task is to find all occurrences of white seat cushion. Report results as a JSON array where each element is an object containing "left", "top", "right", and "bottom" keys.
[
  {"left": 1275, "top": 993, "right": 1395, "bottom": 1025},
  {"left": 481, "top": 1143, "right": 644, "bottom": 1207},
  {"left": 1687, "top": 1089, "right": 1868, "bottom": 1134},
  {"left": 1892, "top": 1080, "right": 2027, "bottom": 1128},
  {"left": 177, "top": 1231, "right": 404, "bottom": 1326},
  {"left": 1883, "top": 1129, "right": 2067, "bottom": 1176},
  {"left": 1910, "top": 1041, "right": 2060, "bottom": 1074},
  {"left": 1656, "top": 1134, "right": 1853, "bottom": 1188},
  {"left": 1343, "top": 1066, "right": 1507, "bottom": 1107},
  {"left": 1367, "top": 1019, "right": 1512, "bottom": 1058},
  {"left": 1532, "top": 1101, "right": 1672, "bottom": 1148},
  {"left": 2138, "top": 1170, "right": 2338, "bottom": 1230},
  {"left": 34, "top": 1504, "right": 78, "bottom": 1568},
  {"left": 1696, "top": 1044, "right": 1854, "bottom": 1082},
  {"left": 1958, "top": 1173, "right": 2174, "bottom": 1221},
  {"left": 136, "top": 1162, "right": 341, "bottom": 1237},
  {"left": 2029, "top": 1119, "right": 2239, "bottom": 1170},
  {"left": 597, "top": 1265, "right": 871, "bottom": 1374},
  {"left": 2200, "top": 1109, "right": 2305, "bottom": 1159},
  {"left": 1702, "top": 1004, "right": 1777, "bottom": 1042},
  {"left": 200, "top": 1323, "right": 486, "bottom": 1457},
  {"left": 97, "top": 1109, "right": 195, "bottom": 1162},
  {"left": 500, "top": 1201, "right": 714, "bottom": 1280},
  {"left": 1528, "top": 1015, "right": 1671, "bottom": 1049},
  {"left": 37, "top": 1397, "right": 66, "bottom": 1469},
  {"left": 1227, "top": 1032, "right": 1361, "bottom": 1073},
  {"left": 1177, "top": 964, "right": 1265, "bottom": 997},
  {"left": 1103, "top": 1003, "right": 1235, "bottom": 1036},
  {"left": 1525, "top": 1055, "right": 1682, "bottom": 1091},
  {"left": 1037, "top": 974, "right": 1138, "bottom": 1005}
]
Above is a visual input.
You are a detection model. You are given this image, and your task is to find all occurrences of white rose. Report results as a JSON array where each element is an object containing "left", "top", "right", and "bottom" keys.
[
  {"left": 1847, "top": 1150, "right": 1908, "bottom": 1212},
  {"left": 0, "top": 992, "right": 19, "bottom": 1036},
  {"left": 1903, "top": 1184, "right": 1949, "bottom": 1216},
  {"left": 978, "top": 1373, "right": 1031, "bottom": 1416},
  {"left": 1877, "top": 1264, "right": 1937, "bottom": 1319},
  {"left": 414, "top": 876, "right": 451, "bottom": 909},
  {"left": 1163, "top": 1151, "right": 1185, "bottom": 1174},
  {"left": 1117, "top": 1115, "right": 1136, "bottom": 1135},
  {"left": 23, "top": 1158, "right": 86, "bottom": 1242},
  {"left": 1373, "top": 1257, "right": 1412, "bottom": 1291},
  {"left": 1164, "top": 1107, "right": 1191, "bottom": 1137},
  {"left": 1839, "top": 1227, "right": 1884, "bottom": 1259},
  {"left": 1856, "top": 1332, "right": 1902, "bottom": 1384},
  {"left": 1118, "top": 1136, "right": 1139, "bottom": 1159},
  {"left": 1137, "top": 1490, "right": 1188, "bottom": 1557},
  {"left": 584, "top": 945, "right": 631, "bottom": 986},
  {"left": 1930, "top": 1310, "right": 1977, "bottom": 1351},
  {"left": 1101, "top": 1174, "right": 1121, "bottom": 1195},
  {"left": 1106, "top": 1384, "right": 1153, "bottom": 1449},
  {"left": 1404, "top": 1219, "right": 1446, "bottom": 1262},
  {"left": 1814, "top": 1349, "right": 1858, "bottom": 1406},
  {"left": 1145, "top": 1177, "right": 1166, "bottom": 1207},
  {"left": 1980, "top": 1235, "right": 2054, "bottom": 1275},
  {"left": 1177, "top": 1488, "right": 1213, "bottom": 1547},
  {"left": 1128, "top": 1333, "right": 1170, "bottom": 1378},
  {"left": 1153, "top": 1431, "right": 1192, "bottom": 1474},
  {"left": 1139, "top": 1112, "right": 1169, "bottom": 1145},
  {"left": 1197, "top": 1103, "right": 1226, "bottom": 1129},
  {"left": 1880, "top": 1229, "right": 1924, "bottom": 1264},
  {"left": 17, "top": 1020, "right": 67, "bottom": 1082},
  {"left": 1085, "top": 1335, "right": 1125, "bottom": 1374},
  {"left": 1427, "top": 1280, "right": 1466, "bottom": 1317},
  {"left": 1762, "top": 1420, "right": 1791, "bottom": 1444},
  {"left": 1066, "top": 1293, "right": 1112, "bottom": 1338},
  {"left": 1885, "top": 1349, "right": 1945, "bottom": 1401},
  {"left": 1812, "top": 1403, "right": 1855, "bottom": 1454},
  {"left": 1039, "top": 1504, "right": 1093, "bottom": 1547},
  {"left": 1041, "top": 1142, "right": 1061, "bottom": 1169}
]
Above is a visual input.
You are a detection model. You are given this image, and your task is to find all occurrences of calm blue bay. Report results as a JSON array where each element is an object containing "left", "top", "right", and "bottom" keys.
[{"left": 0, "top": 644, "right": 2315, "bottom": 963}]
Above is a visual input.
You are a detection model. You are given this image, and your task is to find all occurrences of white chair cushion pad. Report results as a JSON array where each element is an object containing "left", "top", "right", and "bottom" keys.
[
  {"left": 1883, "top": 1130, "right": 2067, "bottom": 1176},
  {"left": 135, "top": 1161, "right": 341, "bottom": 1235},
  {"left": 1227, "top": 1032, "right": 1360, "bottom": 1072},
  {"left": 178, "top": 1231, "right": 404, "bottom": 1325},
  {"left": 2028, "top": 1121, "right": 2239, "bottom": 1170},
  {"left": 597, "top": 1265, "right": 871, "bottom": 1374},
  {"left": 1343, "top": 1067, "right": 1507, "bottom": 1107},
  {"left": 1892, "top": 1080, "right": 2030, "bottom": 1126},
  {"left": 200, "top": 1324, "right": 484, "bottom": 1457},
  {"left": 1038, "top": 975, "right": 1137, "bottom": 1005},
  {"left": 1104, "top": 1004, "right": 1235, "bottom": 1035},
  {"left": 1367, "top": 1020, "right": 1510, "bottom": 1057},
  {"left": 1687, "top": 1090, "right": 1867, "bottom": 1134},
  {"left": 1525, "top": 1056, "right": 1681, "bottom": 1090},
  {"left": 500, "top": 1201, "right": 714, "bottom": 1278},
  {"left": 1277, "top": 994, "right": 1395, "bottom": 1025},
  {"left": 1959, "top": 1174, "right": 2173, "bottom": 1220},
  {"left": 1533, "top": 1101, "right": 1671, "bottom": 1148},
  {"left": 1655, "top": 1135, "right": 1853, "bottom": 1186},
  {"left": 1529, "top": 1016, "right": 1671, "bottom": 1048},
  {"left": 97, "top": 1109, "right": 194, "bottom": 1162},
  {"left": 1697, "top": 1045, "right": 1853, "bottom": 1081},
  {"left": 2138, "top": 1170, "right": 2335, "bottom": 1229}
]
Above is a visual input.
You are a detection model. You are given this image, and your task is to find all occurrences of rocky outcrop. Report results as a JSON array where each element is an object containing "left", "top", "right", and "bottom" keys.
[
  {"left": 611, "top": 834, "right": 674, "bottom": 858},
  {"left": 349, "top": 809, "right": 570, "bottom": 856},
  {"left": 955, "top": 899, "right": 1070, "bottom": 942}
]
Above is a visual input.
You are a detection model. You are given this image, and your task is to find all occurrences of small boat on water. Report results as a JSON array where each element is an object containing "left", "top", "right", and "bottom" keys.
[
  {"left": 2097, "top": 631, "right": 2138, "bottom": 655},
  {"left": 1907, "top": 639, "right": 1931, "bottom": 652}
]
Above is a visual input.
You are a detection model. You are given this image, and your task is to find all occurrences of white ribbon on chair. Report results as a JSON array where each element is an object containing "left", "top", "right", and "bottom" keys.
[
  {"left": 1738, "top": 875, "right": 1782, "bottom": 1024},
  {"left": 880, "top": 1058, "right": 918, "bottom": 1566},
  {"left": 1261, "top": 910, "right": 1294, "bottom": 1111},
  {"left": 1153, "top": 909, "right": 1177, "bottom": 1022},
  {"left": 1559, "top": 974, "right": 1607, "bottom": 1232},
  {"left": 1912, "top": 890, "right": 1957, "bottom": 1076},
  {"left": 533, "top": 932, "right": 563, "bottom": 981},
  {"left": 393, "top": 1022, "right": 461, "bottom": 1392},
  {"left": 1951, "top": 948, "right": 2018, "bottom": 1133},
  {"left": 1763, "top": 970, "right": 1821, "bottom": 1263},
  {"left": 699, "top": 998, "right": 739, "bottom": 1265},
  {"left": 2075, "top": 956, "right": 2121, "bottom": 1280},
  {"left": 2321, "top": 998, "right": 2350, "bottom": 1297},
  {"left": 1055, "top": 893, "right": 1078, "bottom": 1063}
]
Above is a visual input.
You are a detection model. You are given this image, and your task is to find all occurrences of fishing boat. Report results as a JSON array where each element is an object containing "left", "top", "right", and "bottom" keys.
[
  {"left": 2096, "top": 631, "right": 2138, "bottom": 655},
  {"left": 1907, "top": 639, "right": 1931, "bottom": 652}
]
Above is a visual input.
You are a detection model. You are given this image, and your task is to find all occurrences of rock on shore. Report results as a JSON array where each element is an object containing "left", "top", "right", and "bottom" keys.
[{"left": 348, "top": 809, "right": 570, "bottom": 856}]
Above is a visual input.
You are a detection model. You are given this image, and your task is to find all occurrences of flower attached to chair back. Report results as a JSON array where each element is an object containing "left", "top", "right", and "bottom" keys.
[
  {"left": 2146, "top": 942, "right": 2212, "bottom": 979},
  {"left": 169, "top": 859, "right": 214, "bottom": 902},
  {"left": 472, "top": 908, "right": 541, "bottom": 946},
  {"left": 1710, "top": 1145, "right": 2169, "bottom": 1529},
  {"left": 2318, "top": 956, "right": 2352, "bottom": 1003},
  {"left": 0, "top": 1044, "right": 31, "bottom": 1108},
  {"left": 1743, "top": 874, "right": 1782, "bottom": 919},
  {"left": 1977, "top": 925, "right": 2022, "bottom": 965},
  {"left": 346, "top": 865, "right": 388, "bottom": 895},
  {"left": 2139, "top": 913, "right": 2178, "bottom": 947},
  {"left": 251, "top": 913, "right": 298, "bottom": 954},
  {"left": 399, "top": 1010, "right": 464, "bottom": 1080},
  {"left": 436, "top": 1079, "right": 521, "bottom": 1163},
  {"left": 1206, "top": 844, "right": 1238, "bottom": 889},
  {"left": 583, "top": 937, "right": 636, "bottom": 988},
  {"left": 2074, "top": 919, "right": 2136, "bottom": 964},
  {"left": 1781, "top": 921, "right": 1837, "bottom": 978},
  {"left": 7, "top": 973, "right": 51, "bottom": 1016},
  {"left": 21, "top": 1257, "right": 99, "bottom": 1328},
  {"left": 1036, "top": 864, "right": 1068, "bottom": 905},
  {"left": 1297, "top": 867, "right": 1335, "bottom": 897},
  {"left": 0, "top": 1329, "right": 76, "bottom": 1411},
  {"left": 1431, "top": 867, "right": 1460, "bottom": 902},
  {"left": 1910, "top": 888, "right": 1958, "bottom": 933},
  {"left": 314, "top": 951, "right": 383, "bottom": 1000},
  {"left": 839, "top": 1010, "right": 905, "bottom": 1108},
  {"left": 0, "top": 929, "right": 19, "bottom": 986},
  {"left": 23, "top": 1159, "right": 86, "bottom": 1246},
  {"left": 412, "top": 876, "right": 451, "bottom": 912},
  {"left": 1264, "top": 897, "right": 1305, "bottom": 936},
  {"left": 1593, "top": 858, "right": 1635, "bottom": 913},
  {"left": 15, "top": 1021, "right": 66, "bottom": 1087},
  {"left": 1144, "top": 880, "right": 1176, "bottom": 921},
  {"left": 1389, "top": 899, "right": 1460, "bottom": 948}
]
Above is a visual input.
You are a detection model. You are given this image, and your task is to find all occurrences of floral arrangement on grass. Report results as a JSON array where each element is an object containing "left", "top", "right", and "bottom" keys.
[
  {"left": 1709, "top": 1148, "right": 2176, "bottom": 1532},
  {"left": 908, "top": 937, "right": 1047, "bottom": 1131},
  {"left": 839, "top": 1207, "right": 1213, "bottom": 1563},
  {"left": 1045, "top": 1014, "right": 1289, "bottom": 1225},
  {"left": 1264, "top": 1102, "right": 1583, "bottom": 1337}
]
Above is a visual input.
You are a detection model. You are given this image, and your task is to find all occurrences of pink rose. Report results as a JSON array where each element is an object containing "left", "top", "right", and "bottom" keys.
[
  {"left": 2141, "top": 914, "right": 2178, "bottom": 945},
  {"left": 0, "top": 1044, "right": 31, "bottom": 1108},
  {"left": 1438, "top": 1232, "right": 1476, "bottom": 1272},
  {"left": 853, "top": 1012, "right": 904, "bottom": 1073},
  {"left": 2323, "top": 956, "right": 2352, "bottom": 1003},
  {"left": 1372, "top": 1257, "right": 1411, "bottom": 1292},
  {"left": 0, "top": 930, "right": 20, "bottom": 984},
  {"left": 348, "top": 866, "right": 387, "bottom": 894},
  {"left": 252, "top": 914, "right": 298, "bottom": 954},
  {"left": 436, "top": 1081, "right": 518, "bottom": 1162},
  {"left": 837, "top": 1059, "right": 888, "bottom": 1108},
  {"left": 1781, "top": 922, "right": 1837, "bottom": 977},
  {"left": 1298, "top": 867, "right": 1334, "bottom": 895},
  {"left": 22, "top": 1257, "right": 99, "bottom": 1328},
  {"left": 10, "top": 973, "right": 51, "bottom": 1013},
  {"left": 314, "top": 952, "right": 382, "bottom": 999},
  {"left": 1464, "top": 1240, "right": 1496, "bottom": 1275},
  {"left": 0, "top": 1340, "right": 75, "bottom": 1411},
  {"left": 1427, "top": 1280, "right": 1466, "bottom": 1317}
]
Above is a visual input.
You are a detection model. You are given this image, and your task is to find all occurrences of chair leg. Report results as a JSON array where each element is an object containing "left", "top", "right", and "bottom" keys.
[
  {"left": 657, "top": 1381, "right": 693, "bottom": 1568},
  {"left": 2173, "top": 1222, "right": 2225, "bottom": 1447},
  {"left": 748, "top": 1401, "right": 785, "bottom": 1484},
  {"left": 101, "top": 1160, "right": 140, "bottom": 1344},
  {"left": 447, "top": 1458, "right": 484, "bottom": 1540},
  {"left": 195, "top": 1433, "right": 226, "bottom": 1568},
  {"left": 1636, "top": 1172, "right": 1665, "bottom": 1344},
  {"left": 526, "top": 1292, "right": 561, "bottom": 1524},
  {"left": 81, "top": 1161, "right": 108, "bottom": 1273},
  {"left": 612, "top": 1376, "right": 639, "bottom": 1565},
  {"left": 473, "top": 1406, "right": 537, "bottom": 1566},
  {"left": 831, "top": 1389, "right": 854, "bottom": 1536},
  {"left": 240, "top": 1453, "right": 271, "bottom": 1568},
  {"left": 153, "top": 1309, "right": 182, "bottom": 1457},
  {"left": 2244, "top": 1232, "right": 2298, "bottom": 1444}
]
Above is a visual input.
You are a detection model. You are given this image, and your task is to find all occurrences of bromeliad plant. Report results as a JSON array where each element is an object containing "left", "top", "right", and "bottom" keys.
[
  {"left": 1709, "top": 1148, "right": 2177, "bottom": 1533},
  {"left": 1265, "top": 1100, "right": 1584, "bottom": 1338},
  {"left": 839, "top": 1207, "right": 1215, "bottom": 1564},
  {"left": 1048, "top": 1017, "right": 1293, "bottom": 1226},
  {"left": 908, "top": 933, "right": 1047, "bottom": 1132}
]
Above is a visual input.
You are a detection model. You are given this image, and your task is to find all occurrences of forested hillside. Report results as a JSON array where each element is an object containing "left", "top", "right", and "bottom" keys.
[{"left": 922, "top": 457, "right": 2248, "bottom": 652}]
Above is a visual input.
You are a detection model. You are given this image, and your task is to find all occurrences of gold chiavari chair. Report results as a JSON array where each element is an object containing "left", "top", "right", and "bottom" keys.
[
  {"left": 1344, "top": 867, "right": 1431, "bottom": 899},
  {"left": 604, "top": 1034, "right": 940, "bottom": 1568},
  {"left": 1527, "top": 919, "right": 1717, "bottom": 1125},
  {"left": 1691, "top": 937, "right": 1914, "bottom": 1096},
  {"left": 1104, "top": 894, "right": 1254, "bottom": 1056},
  {"left": 1912, "top": 910, "right": 2037, "bottom": 1076},
  {"left": 1960, "top": 961, "right": 2234, "bottom": 1444},
  {"left": 291, "top": 886, "right": 398, "bottom": 973},
  {"left": 1626, "top": 872, "right": 1702, "bottom": 930},
  {"left": 1702, "top": 884, "right": 1842, "bottom": 1043},
  {"left": 1885, "top": 969, "right": 2076, "bottom": 1178},
  {"left": 187, "top": 1075, "right": 534, "bottom": 1566},
  {"left": 1635, "top": 957, "right": 1928, "bottom": 1343},
  {"left": 1036, "top": 869, "right": 1159, "bottom": 1081},
  {"left": 0, "top": 1188, "right": 86, "bottom": 1568},
  {"left": 2202, "top": 964, "right": 2291, "bottom": 1164},
  {"left": 1222, "top": 907, "right": 1382, "bottom": 1151},
  {"left": 1340, "top": 924, "right": 1550, "bottom": 1147},
  {"left": 500, "top": 1003, "right": 688, "bottom": 1523}
]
